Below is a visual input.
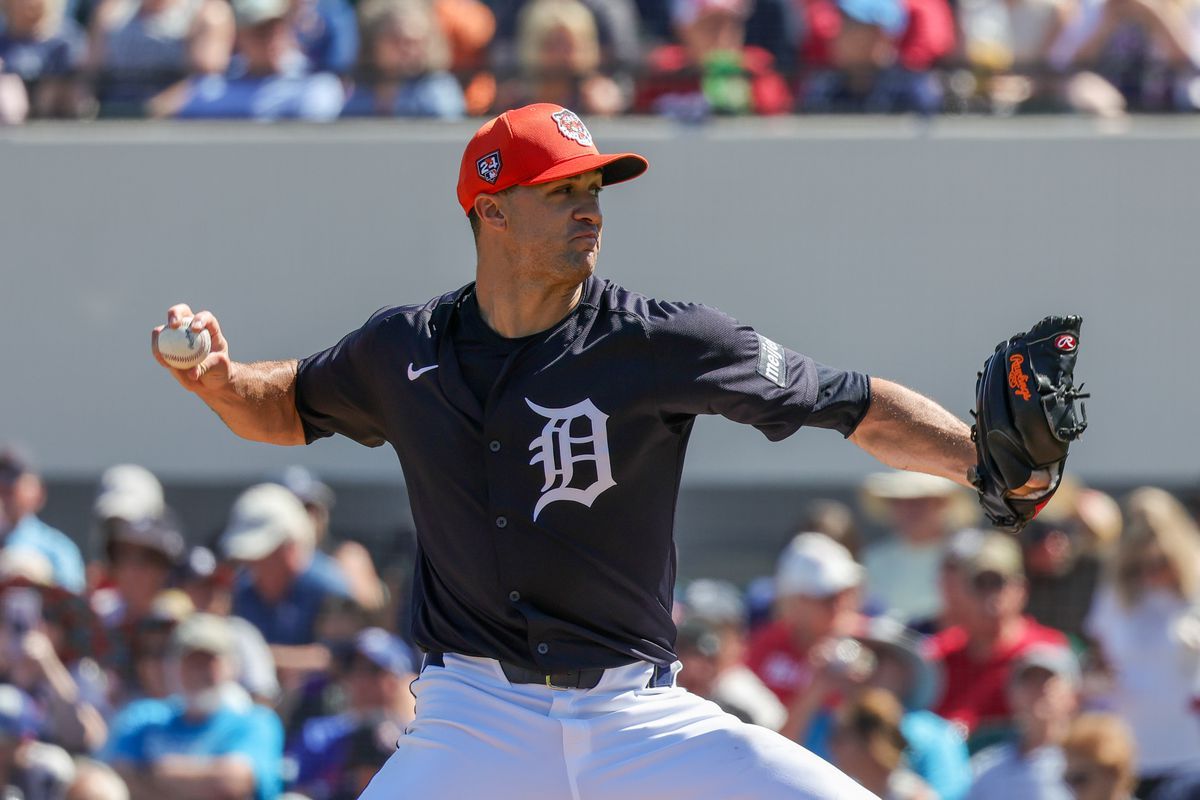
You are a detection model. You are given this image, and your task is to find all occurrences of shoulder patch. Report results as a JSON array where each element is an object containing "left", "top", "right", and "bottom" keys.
[{"left": 756, "top": 334, "right": 788, "bottom": 388}]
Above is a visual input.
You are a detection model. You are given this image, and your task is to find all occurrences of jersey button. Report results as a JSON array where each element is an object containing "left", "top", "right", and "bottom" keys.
[
  {"left": 489, "top": 440, "right": 501, "bottom": 453},
  {"left": 495, "top": 516, "right": 508, "bottom": 529},
  {"left": 536, "top": 643, "right": 549, "bottom": 655},
  {"left": 508, "top": 591, "right": 521, "bottom": 602}
]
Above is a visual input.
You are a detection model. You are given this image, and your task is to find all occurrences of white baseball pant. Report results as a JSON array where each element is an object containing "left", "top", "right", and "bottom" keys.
[{"left": 358, "top": 653, "right": 877, "bottom": 799}]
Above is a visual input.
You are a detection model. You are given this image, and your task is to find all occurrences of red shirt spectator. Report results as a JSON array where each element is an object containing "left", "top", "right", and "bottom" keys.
[
  {"left": 927, "top": 615, "right": 1067, "bottom": 737},
  {"left": 746, "top": 618, "right": 816, "bottom": 706},
  {"left": 895, "top": 0, "right": 954, "bottom": 71}
]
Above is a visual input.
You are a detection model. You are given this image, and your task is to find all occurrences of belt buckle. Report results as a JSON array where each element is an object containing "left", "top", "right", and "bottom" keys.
[{"left": 544, "top": 673, "right": 572, "bottom": 691}]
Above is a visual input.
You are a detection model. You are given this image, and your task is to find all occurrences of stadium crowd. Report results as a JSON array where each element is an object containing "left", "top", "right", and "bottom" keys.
[
  {"left": 1, "top": 0, "right": 1199, "bottom": 122},
  {"left": 0, "top": 442, "right": 1198, "bottom": 799}
]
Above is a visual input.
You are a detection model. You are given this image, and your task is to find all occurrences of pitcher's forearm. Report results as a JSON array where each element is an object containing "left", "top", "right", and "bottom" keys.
[{"left": 200, "top": 359, "right": 306, "bottom": 445}]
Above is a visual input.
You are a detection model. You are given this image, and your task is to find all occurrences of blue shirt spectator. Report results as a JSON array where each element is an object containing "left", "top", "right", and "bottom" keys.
[
  {"left": 223, "top": 484, "right": 352, "bottom": 646},
  {"left": 0, "top": 448, "right": 85, "bottom": 593},
  {"left": 106, "top": 613, "right": 285, "bottom": 800},
  {"left": 0, "top": 18, "right": 85, "bottom": 84},
  {"left": 294, "top": 0, "right": 358, "bottom": 74},
  {"left": 967, "top": 743, "right": 1071, "bottom": 800},
  {"left": 340, "top": 71, "right": 464, "bottom": 117}
]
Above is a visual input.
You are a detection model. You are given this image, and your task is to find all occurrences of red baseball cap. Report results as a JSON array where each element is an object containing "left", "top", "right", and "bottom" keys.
[{"left": 457, "top": 103, "right": 648, "bottom": 216}]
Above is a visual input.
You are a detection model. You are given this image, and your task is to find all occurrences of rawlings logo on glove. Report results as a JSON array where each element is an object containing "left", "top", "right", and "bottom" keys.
[{"left": 970, "top": 316, "right": 1089, "bottom": 533}]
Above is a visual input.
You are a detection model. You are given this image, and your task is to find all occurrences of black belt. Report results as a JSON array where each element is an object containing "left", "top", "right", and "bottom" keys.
[{"left": 422, "top": 651, "right": 674, "bottom": 690}]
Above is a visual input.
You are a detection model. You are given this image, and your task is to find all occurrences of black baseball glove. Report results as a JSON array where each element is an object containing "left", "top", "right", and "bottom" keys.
[{"left": 969, "top": 316, "right": 1089, "bottom": 533}]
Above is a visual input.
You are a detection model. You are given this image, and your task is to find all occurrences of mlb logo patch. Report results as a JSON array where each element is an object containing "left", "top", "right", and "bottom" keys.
[
  {"left": 476, "top": 150, "right": 502, "bottom": 184},
  {"left": 552, "top": 109, "right": 593, "bottom": 147}
]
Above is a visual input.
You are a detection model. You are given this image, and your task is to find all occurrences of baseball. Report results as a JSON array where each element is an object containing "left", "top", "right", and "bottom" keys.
[{"left": 157, "top": 318, "right": 211, "bottom": 370}]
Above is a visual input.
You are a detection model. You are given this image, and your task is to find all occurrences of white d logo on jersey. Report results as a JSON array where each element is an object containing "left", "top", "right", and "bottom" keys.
[{"left": 526, "top": 397, "right": 616, "bottom": 521}]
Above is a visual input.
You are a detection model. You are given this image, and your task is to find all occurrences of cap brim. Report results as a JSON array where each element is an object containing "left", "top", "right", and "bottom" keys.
[
  {"left": 221, "top": 525, "right": 282, "bottom": 562},
  {"left": 523, "top": 152, "right": 648, "bottom": 188}
]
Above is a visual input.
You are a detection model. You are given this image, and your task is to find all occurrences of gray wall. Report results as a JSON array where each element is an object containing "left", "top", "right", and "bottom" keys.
[{"left": 1, "top": 117, "right": 1195, "bottom": 492}]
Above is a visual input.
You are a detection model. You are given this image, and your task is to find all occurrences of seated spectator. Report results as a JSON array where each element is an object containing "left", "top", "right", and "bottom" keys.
[
  {"left": 340, "top": 0, "right": 464, "bottom": 118},
  {"left": 861, "top": 472, "right": 973, "bottom": 628},
  {"left": 125, "top": 589, "right": 192, "bottom": 701},
  {"left": 1064, "top": 0, "right": 1199, "bottom": 111},
  {"left": 800, "top": 617, "right": 972, "bottom": 800},
  {"left": 487, "top": 0, "right": 641, "bottom": 79},
  {"left": 432, "top": 0, "right": 495, "bottom": 114},
  {"left": 106, "top": 613, "right": 284, "bottom": 800},
  {"left": 1020, "top": 482, "right": 1121, "bottom": 645},
  {"left": 0, "top": 0, "right": 88, "bottom": 119},
  {"left": 222, "top": 484, "right": 352, "bottom": 686},
  {"left": 676, "top": 579, "right": 785, "bottom": 731},
  {"left": 956, "top": 0, "right": 1076, "bottom": 111},
  {"left": 87, "top": 0, "right": 233, "bottom": 113},
  {"left": 926, "top": 531, "right": 1068, "bottom": 753},
  {"left": 0, "top": 695, "right": 77, "bottom": 799},
  {"left": 966, "top": 645, "right": 1079, "bottom": 799},
  {"left": 178, "top": 546, "right": 280, "bottom": 705},
  {"left": 492, "top": 0, "right": 627, "bottom": 115},
  {"left": 635, "top": 0, "right": 792, "bottom": 116},
  {"left": 292, "top": 0, "right": 357, "bottom": 74},
  {"left": 1083, "top": 487, "right": 1200, "bottom": 797},
  {"left": 285, "top": 628, "right": 415, "bottom": 800},
  {"left": 159, "top": 0, "right": 344, "bottom": 119},
  {"left": 0, "top": 447, "right": 85, "bottom": 594},
  {"left": 746, "top": 533, "right": 863, "bottom": 734},
  {"left": 829, "top": 687, "right": 935, "bottom": 799},
  {"left": 1061, "top": 713, "right": 1138, "bottom": 800}
]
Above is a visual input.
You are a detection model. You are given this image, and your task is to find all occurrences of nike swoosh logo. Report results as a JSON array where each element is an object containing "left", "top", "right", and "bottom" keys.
[{"left": 407, "top": 363, "right": 439, "bottom": 381}]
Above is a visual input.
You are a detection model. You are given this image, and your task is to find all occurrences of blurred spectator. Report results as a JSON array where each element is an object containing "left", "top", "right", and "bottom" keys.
[
  {"left": 1021, "top": 482, "right": 1122, "bottom": 645},
  {"left": 68, "top": 757, "right": 129, "bottom": 800},
  {"left": 493, "top": 0, "right": 627, "bottom": 115},
  {"left": 927, "top": 531, "right": 1068, "bottom": 753},
  {"left": 285, "top": 628, "right": 414, "bottom": 800},
  {"left": 956, "top": 0, "right": 1075, "bottom": 112},
  {"left": 1064, "top": 0, "right": 1199, "bottom": 111},
  {"left": 292, "top": 0, "right": 357, "bottom": 74},
  {"left": 270, "top": 468, "right": 386, "bottom": 614},
  {"left": 488, "top": 0, "right": 642, "bottom": 77},
  {"left": 93, "top": 465, "right": 165, "bottom": 529},
  {"left": 178, "top": 546, "right": 280, "bottom": 704},
  {"left": 340, "top": 0, "right": 465, "bottom": 117},
  {"left": 799, "top": 0, "right": 954, "bottom": 113},
  {"left": 107, "top": 613, "right": 284, "bottom": 800},
  {"left": 966, "top": 644, "right": 1080, "bottom": 799},
  {"left": 1060, "top": 713, "right": 1138, "bottom": 800},
  {"left": 861, "top": 472, "right": 974, "bottom": 628},
  {"left": 1083, "top": 487, "right": 1200, "bottom": 796},
  {"left": 124, "top": 589, "right": 193, "bottom": 701},
  {"left": 87, "top": 0, "right": 233, "bottom": 113},
  {"left": 156, "top": 0, "right": 344, "bottom": 119},
  {"left": 676, "top": 579, "right": 785, "bottom": 730},
  {"left": 0, "top": 447, "right": 85, "bottom": 594},
  {"left": 0, "top": 0, "right": 88, "bottom": 120},
  {"left": 829, "top": 687, "right": 936, "bottom": 799},
  {"left": 635, "top": 0, "right": 792, "bottom": 116},
  {"left": 0, "top": 583, "right": 108, "bottom": 753},
  {"left": 747, "top": 533, "right": 863, "bottom": 733},
  {"left": 0, "top": 701, "right": 77, "bottom": 799},
  {"left": 432, "top": 0, "right": 495, "bottom": 114},
  {"left": 222, "top": 484, "right": 352, "bottom": 684},
  {"left": 785, "top": 614, "right": 970, "bottom": 799},
  {"left": 797, "top": 499, "right": 862, "bottom": 561}
]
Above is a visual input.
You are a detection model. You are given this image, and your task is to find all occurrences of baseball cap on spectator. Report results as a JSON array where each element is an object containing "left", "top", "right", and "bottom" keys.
[
  {"left": 837, "top": 0, "right": 908, "bottom": 35},
  {"left": 170, "top": 612, "right": 235, "bottom": 657},
  {"left": 852, "top": 616, "right": 942, "bottom": 710},
  {"left": 671, "top": 0, "right": 750, "bottom": 26},
  {"left": 0, "top": 548, "right": 54, "bottom": 585},
  {"left": 942, "top": 527, "right": 987, "bottom": 568},
  {"left": 232, "top": 0, "right": 288, "bottom": 26},
  {"left": 221, "top": 483, "right": 314, "bottom": 561},
  {"left": 775, "top": 532, "right": 863, "bottom": 598},
  {"left": 1010, "top": 644, "right": 1081, "bottom": 689},
  {"left": 683, "top": 579, "right": 746, "bottom": 627},
  {"left": 457, "top": 103, "right": 647, "bottom": 216},
  {"left": 960, "top": 531, "right": 1024, "bottom": 585},
  {"left": 106, "top": 513, "right": 186, "bottom": 566},
  {"left": 352, "top": 628, "right": 414, "bottom": 676},
  {"left": 271, "top": 465, "right": 335, "bottom": 510},
  {"left": 145, "top": 589, "right": 195, "bottom": 626},
  {"left": 0, "top": 446, "right": 33, "bottom": 484},
  {"left": 861, "top": 471, "right": 976, "bottom": 528},
  {"left": 0, "top": 684, "right": 40, "bottom": 739},
  {"left": 93, "top": 465, "right": 164, "bottom": 523}
]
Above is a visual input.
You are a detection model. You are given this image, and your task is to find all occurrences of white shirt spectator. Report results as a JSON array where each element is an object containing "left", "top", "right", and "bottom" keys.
[{"left": 967, "top": 743, "right": 1072, "bottom": 800}]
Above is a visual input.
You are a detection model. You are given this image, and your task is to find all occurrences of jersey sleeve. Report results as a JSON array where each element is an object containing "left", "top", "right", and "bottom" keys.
[
  {"left": 294, "top": 309, "right": 392, "bottom": 447},
  {"left": 646, "top": 302, "right": 871, "bottom": 441}
]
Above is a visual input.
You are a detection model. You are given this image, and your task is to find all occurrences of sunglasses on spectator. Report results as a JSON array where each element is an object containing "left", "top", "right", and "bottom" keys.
[
  {"left": 1063, "top": 767, "right": 1099, "bottom": 789},
  {"left": 970, "top": 571, "right": 1010, "bottom": 594}
]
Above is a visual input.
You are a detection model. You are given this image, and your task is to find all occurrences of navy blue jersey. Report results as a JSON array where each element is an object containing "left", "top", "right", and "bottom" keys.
[{"left": 295, "top": 276, "right": 870, "bottom": 671}]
